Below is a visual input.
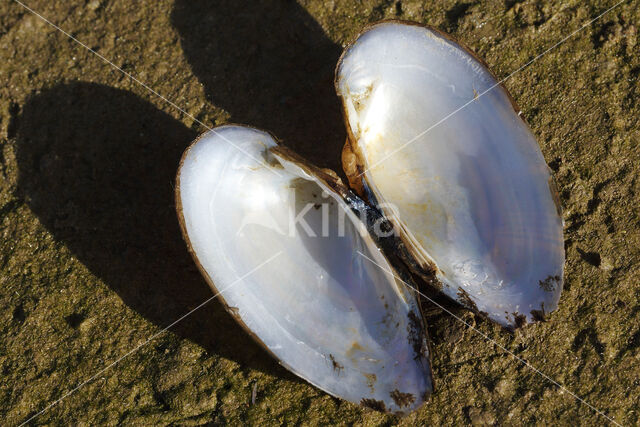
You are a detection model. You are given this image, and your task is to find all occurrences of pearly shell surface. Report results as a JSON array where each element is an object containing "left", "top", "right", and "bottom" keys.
[
  {"left": 176, "top": 125, "right": 432, "bottom": 413},
  {"left": 336, "top": 21, "right": 564, "bottom": 328}
]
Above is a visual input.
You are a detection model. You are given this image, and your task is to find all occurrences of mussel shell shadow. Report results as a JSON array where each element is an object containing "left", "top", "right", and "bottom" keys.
[
  {"left": 171, "top": 0, "right": 346, "bottom": 175},
  {"left": 14, "top": 81, "right": 296, "bottom": 379}
]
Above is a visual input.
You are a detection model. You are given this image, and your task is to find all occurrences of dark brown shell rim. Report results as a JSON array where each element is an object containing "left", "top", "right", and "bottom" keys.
[{"left": 174, "top": 124, "right": 289, "bottom": 368}]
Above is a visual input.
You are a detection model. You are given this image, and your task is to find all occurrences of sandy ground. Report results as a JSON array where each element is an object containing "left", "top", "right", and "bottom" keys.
[{"left": 1, "top": 0, "right": 638, "bottom": 425}]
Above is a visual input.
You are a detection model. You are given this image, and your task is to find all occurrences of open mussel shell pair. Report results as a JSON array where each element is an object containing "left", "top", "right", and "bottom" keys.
[{"left": 175, "top": 21, "right": 564, "bottom": 414}]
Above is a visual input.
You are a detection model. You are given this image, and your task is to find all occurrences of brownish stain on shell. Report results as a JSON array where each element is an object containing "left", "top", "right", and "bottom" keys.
[
  {"left": 329, "top": 354, "right": 344, "bottom": 373},
  {"left": 539, "top": 275, "right": 561, "bottom": 293},
  {"left": 363, "top": 373, "right": 377, "bottom": 393},
  {"left": 407, "top": 310, "right": 428, "bottom": 361},
  {"left": 360, "top": 398, "right": 386, "bottom": 412},
  {"left": 456, "top": 288, "right": 479, "bottom": 313},
  {"left": 390, "top": 389, "right": 416, "bottom": 408}
]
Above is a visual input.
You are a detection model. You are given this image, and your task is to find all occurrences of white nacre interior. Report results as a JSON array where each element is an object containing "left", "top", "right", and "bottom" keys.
[
  {"left": 336, "top": 22, "right": 564, "bottom": 327},
  {"left": 177, "top": 126, "right": 432, "bottom": 413}
]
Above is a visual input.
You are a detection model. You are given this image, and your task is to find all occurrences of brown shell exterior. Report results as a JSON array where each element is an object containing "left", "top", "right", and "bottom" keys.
[{"left": 341, "top": 137, "right": 365, "bottom": 198}]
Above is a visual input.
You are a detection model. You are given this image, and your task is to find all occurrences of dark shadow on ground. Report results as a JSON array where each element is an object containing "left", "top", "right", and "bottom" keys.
[
  {"left": 14, "top": 82, "right": 295, "bottom": 380},
  {"left": 171, "top": 0, "right": 346, "bottom": 175}
]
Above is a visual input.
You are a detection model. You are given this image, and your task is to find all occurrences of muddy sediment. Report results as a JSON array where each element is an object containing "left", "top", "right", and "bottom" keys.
[{"left": 1, "top": 1, "right": 638, "bottom": 424}]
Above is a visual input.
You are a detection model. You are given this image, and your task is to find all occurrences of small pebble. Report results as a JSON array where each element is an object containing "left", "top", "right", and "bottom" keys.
[
  {"left": 251, "top": 382, "right": 257, "bottom": 405},
  {"left": 87, "top": 0, "right": 101, "bottom": 11}
]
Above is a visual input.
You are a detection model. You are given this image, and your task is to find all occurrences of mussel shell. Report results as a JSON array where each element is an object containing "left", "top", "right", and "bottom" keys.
[
  {"left": 335, "top": 21, "right": 564, "bottom": 328},
  {"left": 176, "top": 125, "right": 432, "bottom": 413}
]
